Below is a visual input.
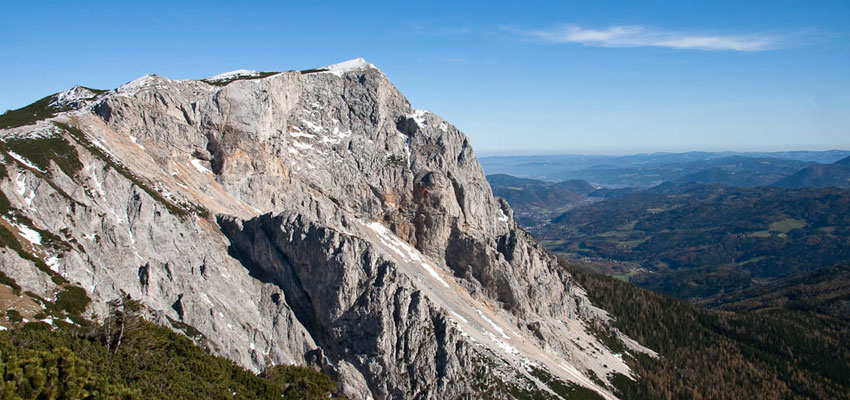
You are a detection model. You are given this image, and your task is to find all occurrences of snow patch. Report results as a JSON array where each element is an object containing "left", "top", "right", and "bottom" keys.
[
  {"left": 300, "top": 119, "right": 325, "bottom": 133},
  {"left": 5, "top": 218, "right": 41, "bottom": 245},
  {"left": 205, "top": 69, "right": 260, "bottom": 82},
  {"left": 45, "top": 256, "right": 61, "bottom": 273},
  {"left": 484, "top": 331, "right": 520, "bottom": 356},
  {"left": 289, "top": 130, "right": 316, "bottom": 139},
  {"left": 411, "top": 109, "right": 429, "bottom": 127},
  {"left": 451, "top": 312, "right": 469, "bottom": 324},
  {"left": 51, "top": 86, "right": 96, "bottom": 107},
  {"left": 291, "top": 141, "right": 313, "bottom": 151},
  {"left": 88, "top": 138, "right": 114, "bottom": 158},
  {"left": 129, "top": 136, "right": 145, "bottom": 149},
  {"left": 90, "top": 169, "right": 105, "bottom": 197},
  {"left": 320, "top": 127, "right": 352, "bottom": 145},
  {"left": 320, "top": 58, "right": 379, "bottom": 77},
  {"left": 3, "top": 124, "right": 60, "bottom": 141},
  {"left": 116, "top": 74, "right": 171, "bottom": 96},
  {"left": 477, "top": 309, "right": 510, "bottom": 340},
  {"left": 191, "top": 159, "right": 212, "bottom": 174},
  {"left": 365, "top": 222, "right": 450, "bottom": 288},
  {"left": 497, "top": 209, "right": 509, "bottom": 225},
  {"left": 15, "top": 173, "right": 35, "bottom": 206},
  {"left": 7, "top": 151, "right": 45, "bottom": 173}
]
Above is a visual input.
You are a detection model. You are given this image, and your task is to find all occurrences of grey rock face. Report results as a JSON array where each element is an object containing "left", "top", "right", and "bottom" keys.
[{"left": 0, "top": 59, "right": 653, "bottom": 399}]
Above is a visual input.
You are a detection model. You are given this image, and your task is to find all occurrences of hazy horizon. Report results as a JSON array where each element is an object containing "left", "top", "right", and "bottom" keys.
[{"left": 477, "top": 147, "right": 850, "bottom": 158}]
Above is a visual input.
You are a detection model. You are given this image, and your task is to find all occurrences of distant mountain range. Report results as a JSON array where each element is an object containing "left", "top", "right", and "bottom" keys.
[
  {"left": 486, "top": 178, "right": 850, "bottom": 300},
  {"left": 482, "top": 151, "right": 850, "bottom": 188},
  {"left": 487, "top": 153, "right": 850, "bottom": 229},
  {"left": 775, "top": 155, "right": 850, "bottom": 189}
]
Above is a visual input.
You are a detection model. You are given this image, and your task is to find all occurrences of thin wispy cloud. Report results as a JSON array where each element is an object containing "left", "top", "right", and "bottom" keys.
[{"left": 511, "top": 24, "right": 782, "bottom": 51}]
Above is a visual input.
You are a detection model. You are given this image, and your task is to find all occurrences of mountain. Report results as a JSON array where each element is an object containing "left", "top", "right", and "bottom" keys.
[
  {"left": 537, "top": 184, "right": 850, "bottom": 300},
  {"left": 487, "top": 174, "right": 596, "bottom": 227},
  {"left": 672, "top": 156, "right": 812, "bottom": 186},
  {"left": 480, "top": 152, "right": 847, "bottom": 187},
  {"left": 0, "top": 59, "right": 651, "bottom": 399},
  {"left": 578, "top": 156, "right": 811, "bottom": 187},
  {"left": 774, "top": 156, "right": 850, "bottom": 189},
  {"left": 561, "top": 156, "right": 812, "bottom": 188}
]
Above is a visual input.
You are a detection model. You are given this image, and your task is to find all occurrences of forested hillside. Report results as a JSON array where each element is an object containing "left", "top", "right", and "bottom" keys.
[
  {"left": 563, "top": 259, "right": 850, "bottom": 400},
  {"left": 0, "top": 294, "right": 340, "bottom": 399},
  {"left": 538, "top": 184, "right": 850, "bottom": 299}
]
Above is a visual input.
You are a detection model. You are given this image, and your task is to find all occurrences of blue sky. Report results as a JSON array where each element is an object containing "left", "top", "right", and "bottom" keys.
[{"left": 1, "top": 1, "right": 848, "bottom": 154}]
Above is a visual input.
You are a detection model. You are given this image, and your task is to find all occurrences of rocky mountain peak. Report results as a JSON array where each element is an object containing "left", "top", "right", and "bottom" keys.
[
  {"left": 320, "top": 57, "right": 381, "bottom": 76},
  {"left": 0, "top": 59, "right": 653, "bottom": 399}
]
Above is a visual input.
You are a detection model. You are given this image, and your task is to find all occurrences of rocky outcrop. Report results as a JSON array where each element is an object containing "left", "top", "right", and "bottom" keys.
[{"left": 0, "top": 59, "right": 653, "bottom": 399}]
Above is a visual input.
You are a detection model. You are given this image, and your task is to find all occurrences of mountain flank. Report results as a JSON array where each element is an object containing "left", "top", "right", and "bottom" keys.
[{"left": 0, "top": 59, "right": 648, "bottom": 399}]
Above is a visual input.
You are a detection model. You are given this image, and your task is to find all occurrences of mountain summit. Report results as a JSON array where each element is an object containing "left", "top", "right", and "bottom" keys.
[{"left": 0, "top": 59, "right": 652, "bottom": 399}]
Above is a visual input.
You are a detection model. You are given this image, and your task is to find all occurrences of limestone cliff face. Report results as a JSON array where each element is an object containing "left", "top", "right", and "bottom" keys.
[{"left": 0, "top": 59, "right": 651, "bottom": 399}]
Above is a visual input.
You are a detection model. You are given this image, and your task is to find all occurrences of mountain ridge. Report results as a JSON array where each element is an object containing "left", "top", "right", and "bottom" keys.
[
  {"left": 0, "top": 59, "right": 647, "bottom": 399},
  {"left": 774, "top": 156, "right": 850, "bottom": 189}
]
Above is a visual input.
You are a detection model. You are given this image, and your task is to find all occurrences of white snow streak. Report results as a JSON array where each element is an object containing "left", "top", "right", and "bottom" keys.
[
  {"left": 15, "top": 173, "right": 34, "bottom": 206},
  {"left": 7, "top": 151, "right": 44, "bottom": 172},
  {"left": 451, "top": 312, "right": 469, "bottom": 324},
  {"left": 291, "top": 141, "right": 313, "bottom": 151},
  {"left": 46, "top": 256, "right": 61, "bottom": 273},
  {"left": 5, "top": 218, "right": 41, "bottom": 245},
  {"left": 477, "top": 309, "right": 510, "bottom": 340},
  {"left": 289, "top": 130, "right": 317, "bottom": 139},
  {"left": 191, "top": 159, "right": 212, "bottom": 174},
  {"left": 300, "top": 119, "right": 325, "bottom": 133},
  {"left": 129, "top": 136, "right": 145, "bottom": 149},
  {"left": 366, "top": 222, "right": 450, "bottom": 288}
]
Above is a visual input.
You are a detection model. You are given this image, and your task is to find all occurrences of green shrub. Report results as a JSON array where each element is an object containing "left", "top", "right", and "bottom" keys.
[
  {"left": 0, "top": 94, "right": 57, "bottom": 130},
  {"left": 263, "top": 364, "right": 339, "bottom": 400},
  {"left": 386, "top": 154, "right": 406, "bottom": 167},
  {"left": 0, "top": 299, "right": 343, "bottom": 399},
  {"left": 55, "top": 286, "right": 91, "bottom": 316},
  {"left": 1, "top": 135, "right": 83, "bottom": 178},
  {"left": 5, "top": 310, "right": 22, "bottom": 323}
]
